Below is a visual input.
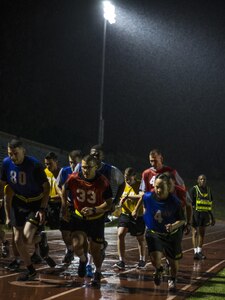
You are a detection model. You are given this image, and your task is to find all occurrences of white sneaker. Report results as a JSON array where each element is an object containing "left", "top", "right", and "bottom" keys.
[{"left": 168, "top": 278, "right": 177, "bottom": 292}]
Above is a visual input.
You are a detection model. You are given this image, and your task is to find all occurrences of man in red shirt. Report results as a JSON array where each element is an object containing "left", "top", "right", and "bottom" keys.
[
  {"left": 61, "top": 154, "right": 112, "bottom": 287},
  {"left": 139, "top": 149, "right": 192, "bottom": 232}
]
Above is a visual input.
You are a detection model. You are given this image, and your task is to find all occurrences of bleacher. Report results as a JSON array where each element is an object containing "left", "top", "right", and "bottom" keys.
[{"left": 0, "top": 131, "right": 68, "bottom": 168}]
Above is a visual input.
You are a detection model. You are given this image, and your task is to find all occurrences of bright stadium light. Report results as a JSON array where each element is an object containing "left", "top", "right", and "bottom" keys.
[{"left": 98, "top": 1, "right": 116, "bottom": 145}]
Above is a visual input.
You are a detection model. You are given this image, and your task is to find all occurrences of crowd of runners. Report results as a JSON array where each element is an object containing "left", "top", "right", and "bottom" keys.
[{"left": 0, "top": 139, "right": 215, "bottom": 292}]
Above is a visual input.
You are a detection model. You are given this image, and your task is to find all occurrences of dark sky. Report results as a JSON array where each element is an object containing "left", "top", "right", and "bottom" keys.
[{"left": 1, "top": 0, "right": 225, "bottom": 178}]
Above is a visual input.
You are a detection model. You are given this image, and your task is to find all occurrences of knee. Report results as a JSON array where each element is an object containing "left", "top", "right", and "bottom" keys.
[{"left": 118, "top": 230, "right": 126, "bottom": 240}]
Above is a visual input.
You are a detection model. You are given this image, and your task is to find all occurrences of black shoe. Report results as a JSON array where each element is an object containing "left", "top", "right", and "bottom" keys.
[
  {"left": 91, "top": 271, "right": 101, "bottom": 287},
  {"left": 168, "top": 278, "right": 177, "bottom": 292},
  {"left": 17, "top": 270, "right": 37, "bottom": 281},
  {"left": 39, "top": 232, "right": 49, "bottom": 258},
  {"left": 137, "top": 260, "right": 146, "bottom": 269},
  {"left": 153, "top": 266, "right": 164, "bottom": 286},
  {"left": 2, "top": 240, "right": 10, "bottom": 258},
  {"left": 44, "top": 256, "right": 56, "bottom": 268},
  {"left": 31, "top": 252, "right": 42, "bottom": 264},
  {"left": 78, "top": 256, "right": 87, "bottom": 278},
  {"left": 62, "top": 250, "right": 74, "bottom": 264},
  {"left": 113, "top": 260, "right": 125, "bottom": 270},
  {"left": 198, "top": 252, "right": 206, "bottom": 260},
  {"left": 7, "top": 259, "right": 21, "bottom": 271}
]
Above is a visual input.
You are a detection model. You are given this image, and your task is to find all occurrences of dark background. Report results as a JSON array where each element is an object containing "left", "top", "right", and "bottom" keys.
[{"left": 1, "top": 0, "right": 225, "bottom": 179}]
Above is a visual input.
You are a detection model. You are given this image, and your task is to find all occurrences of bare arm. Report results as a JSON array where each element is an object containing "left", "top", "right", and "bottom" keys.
[{"left": 81, "top": 198, "right": 113, "bottom": 216}]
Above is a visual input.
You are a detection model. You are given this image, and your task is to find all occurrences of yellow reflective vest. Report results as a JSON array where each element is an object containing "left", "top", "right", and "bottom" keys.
[{"left": 194, "top": 185, "right": 213, "bottom": 212}]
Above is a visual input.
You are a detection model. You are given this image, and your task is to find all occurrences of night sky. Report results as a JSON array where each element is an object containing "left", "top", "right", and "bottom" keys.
[{"left": 2, "top": 0, "right": 225, "bottom": 179}]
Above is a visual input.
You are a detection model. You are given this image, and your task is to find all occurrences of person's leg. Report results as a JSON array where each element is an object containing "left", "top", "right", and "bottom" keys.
[
  {"left": 167, "top": 257, "right": 179, "bottom": 292},
  {"left": 71, "top": 231, "right": 88, "bottom": 278},
  {"left": 136, "top": 234, "right": 146, "bottom": 267},
  {"left": 13, "top": 225, "right": 37, "bottom": 281},
  {"left": 150, "top": 251, "right": 164, "bottom": 285},
  {"left": 117, "top": 226, "right": 128, "bottom": 262}
]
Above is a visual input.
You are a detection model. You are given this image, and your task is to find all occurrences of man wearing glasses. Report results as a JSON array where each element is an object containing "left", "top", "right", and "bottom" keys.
[{"left": 61, "top": 154, "right": 112, "bottom": 287}]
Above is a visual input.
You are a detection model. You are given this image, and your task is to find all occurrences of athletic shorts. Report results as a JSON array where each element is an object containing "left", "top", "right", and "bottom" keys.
[
  {"left": 70, "top": 214, "right": 105, "bottom": 244},
  {"left": 46, "top": 201, "right": 61, "bottom": 229},
  {"left": 118, "top": 214, "right": 145, "bottom": 236},
  {"left": 192, "top": 210, "right": 211, "bottom": 227},
  {"left": 145, "top": 228, "right": 183, "bottom": 260},
  {"left": 11, "top": 195, "right": 41, "bottom": 227},
  {"left": 0, "top": 201, "right": 6, "bottom": 225}
]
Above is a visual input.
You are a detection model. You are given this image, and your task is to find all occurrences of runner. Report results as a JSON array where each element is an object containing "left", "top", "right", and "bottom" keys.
[
  {"left": 139, "top": 149, "right": 192, "bottom": 232},
  {"left": 139, "top": 173, "right": 185, "bottom": 292},
  {"left": 56, "top": 149, "right": 82, "bottom": 264},
  {"left": 190, "top": 174, "right": 215, "bottom": 260},
  {"left": 113, "top": 167, "right": 146, "bottom": 270},
  {"left": 75, "top": 144, "right": 125, "bottom": 277},
  {"left": 61, "top": 154, "right": 112, "bottom": 287},
  {"left": 0, "top": 139, "right": 50, "bottom": 281}
]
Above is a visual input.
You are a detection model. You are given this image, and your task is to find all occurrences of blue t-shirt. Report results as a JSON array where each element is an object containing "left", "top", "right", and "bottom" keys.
[
  {"left": 1, "top": 155, "right": 47, "bottom": 198},
  {"left": 143, "top": 192, "right": 184, "bottom": 234}
]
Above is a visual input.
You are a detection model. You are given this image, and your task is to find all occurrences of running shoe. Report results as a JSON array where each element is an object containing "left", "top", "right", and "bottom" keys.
[
  {"left": 137, "top": 260, "right": 146, "bottom": 269},
  {"left": 31, "top": 252, "right": 42, "bottom": 264},
  {"left": 7, "top": 259, "right": 21, "bottom": 271},
  {"left": 153, "top": 266, "right": 164, "bottom": 286},
  {"left": 113, "top": 260, "right": 125, "bottom": 270},
  {"left": 168, "top": 277, "right": 177, "bottom": 292},
  {"left": 86, "top": 264, "right": 93, "bottom": 278},
  {"left": 91, "top": 271, "right": 101, "bottom": 287},
  {"left": 1, "top": 240, "right": 10, "bottom": 258},
  {"left": 78, "top": 256, "right": 87, "bottom": 278},
  {"left": 198, "top": 252, "right": 206, "bottom": 259},
  {"left": 17, "top": 270, "right": 37, "bottom": 281},
  {"left": 62, "top": 250, "right": 74, "bottom": 264}
]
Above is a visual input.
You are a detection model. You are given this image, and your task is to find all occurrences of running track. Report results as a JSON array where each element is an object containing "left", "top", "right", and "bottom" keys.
[{"left": 0, "top": 221, "right": 225, "bottom": 300}]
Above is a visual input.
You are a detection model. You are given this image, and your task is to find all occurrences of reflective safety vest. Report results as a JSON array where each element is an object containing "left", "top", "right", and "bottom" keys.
[{"left": 194, "top": 185, "right": 212, "bottom": 212}]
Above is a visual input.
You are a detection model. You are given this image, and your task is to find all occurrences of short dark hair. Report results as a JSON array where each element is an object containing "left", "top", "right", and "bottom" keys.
[
  {"left": 69, "top": 149, "right": 82, "bottom": 159},
  {"left": 149, "top": 148, "right": 162, "bottom": 156},
  {"left": 8, "top": 139, "right": 23, "bottom": 149},
  {"left": 82, "top": 154, "right": 97, "bottom": 165},
  {"left": 91, "top": 144, "right": 103, "bottom": 151},
  {"left": 45, "top": 152, "right": 58, "bottom": 160},
  {"left": 124, "top": 167, "right": 136, "bottom": 176}
]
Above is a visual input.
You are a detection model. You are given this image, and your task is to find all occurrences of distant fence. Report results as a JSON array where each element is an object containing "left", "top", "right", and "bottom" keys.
[{"left": 0, "top": 131, "right": 68, "bottom": 168}]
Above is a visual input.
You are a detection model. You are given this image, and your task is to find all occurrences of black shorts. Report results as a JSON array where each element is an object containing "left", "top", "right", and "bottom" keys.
[
  {"left": 70, "top": 214, "right": 105, "bottom": 244},
  {"left": 192, "top": 210, "right": 211, "bottom": 227},
  {"left": 118, "top": 214, "right": 145, "bottom": 236},
  {"left": 46, "top": 201, "right": 61, "bottom": 229},
  {"left": 0, "top": 201, "right": 6, "bottom": 225},
  {"left": 145, "top": 228, "right": 183, "bottom": 260},
  {"left": 11, "top": 196, "right": 41, "bottom": 227}
]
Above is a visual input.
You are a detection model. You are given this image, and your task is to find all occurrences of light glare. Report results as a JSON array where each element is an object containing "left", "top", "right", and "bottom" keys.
[{"left": 103, "top": 1, "right": 116, "bottom": 24}]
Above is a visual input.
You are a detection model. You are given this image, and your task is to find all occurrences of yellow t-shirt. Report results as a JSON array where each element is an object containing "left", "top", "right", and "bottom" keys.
[
  {"left": 121, "top": 180, "right": 143, "bottom": 216},
  {"left": 44, "top": 168, "right": 59, "bottom": 200}
]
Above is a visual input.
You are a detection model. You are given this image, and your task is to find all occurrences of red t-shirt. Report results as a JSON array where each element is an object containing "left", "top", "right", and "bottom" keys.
[{"left": 66, "top": 172, "right": 112, "bottom": 212}]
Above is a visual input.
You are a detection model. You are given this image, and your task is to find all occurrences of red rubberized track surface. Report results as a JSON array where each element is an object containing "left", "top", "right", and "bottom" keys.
[{"left": 1, "top": 221, "right": 225, "bottom": 300}]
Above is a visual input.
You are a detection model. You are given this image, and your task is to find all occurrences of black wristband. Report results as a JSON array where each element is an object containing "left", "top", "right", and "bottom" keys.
[{"left": 92, "top": 207, "right": 97, "bottom": 214}]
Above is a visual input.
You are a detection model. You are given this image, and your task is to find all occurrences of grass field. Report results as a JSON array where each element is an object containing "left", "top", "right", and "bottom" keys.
[{"left": 189, "top": 268, "right": 225, "bottom": 299}]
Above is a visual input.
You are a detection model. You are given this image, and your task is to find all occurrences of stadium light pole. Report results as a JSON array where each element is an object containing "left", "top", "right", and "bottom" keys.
[{"left": 98, "top": 1, "right": 116, "bottom": 145}]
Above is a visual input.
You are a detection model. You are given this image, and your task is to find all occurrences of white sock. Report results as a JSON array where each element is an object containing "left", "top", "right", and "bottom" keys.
[{"left": 197, "top": 247, "right": 202, "bottom": 253}]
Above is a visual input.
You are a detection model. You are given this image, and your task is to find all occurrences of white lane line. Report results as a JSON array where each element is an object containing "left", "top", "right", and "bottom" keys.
[
  {"left": 166, "top": 259, "right": 225, "bottom": 300},
  {"left": 41, "top": 237, "right": 225, "bottom": 300}
]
